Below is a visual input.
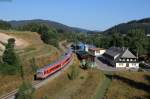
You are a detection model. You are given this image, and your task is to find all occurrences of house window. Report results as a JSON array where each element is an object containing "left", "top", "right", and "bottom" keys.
[
  {"left": 130, "top": 59, "right": 132, "bottom": 61},
  {"left": 132, "top": 63, "right": 136, "bottom": 66},
  {"left": 119, "top": 59, "right": 122, "bottom": 61},
  {"left": 119, "top": 63, "right": 123, "bottom": 66},
  {"left": 127, "top": 59, "right": 129, "bottom": 61}
]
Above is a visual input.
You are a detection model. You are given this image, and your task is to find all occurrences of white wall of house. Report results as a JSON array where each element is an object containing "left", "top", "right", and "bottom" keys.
[
  {"left": 99, "top": 50, "right": 106, "bottom": 55},
  {"left": 129, "top": 63, "right": 139, "bottom": 68},
  {"left": 90, "top": 50, "right": 106, "bottom": 56},
  {"left": 116, "top": 63, "right": 126, "bottom": 68},
  {"left": 85, "top": 45, "right": 89, "bottom": 52},
  {"left": 116, "top": 63, "right": 139, "bottom": 68}
]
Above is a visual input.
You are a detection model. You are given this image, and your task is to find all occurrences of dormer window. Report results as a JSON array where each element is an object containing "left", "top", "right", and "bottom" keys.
[
  {"left": 130, "top": 59, "right": 132, "bottom": 61},
  {"left": 127, "top": 59, "right": 129, "bottom": 61},
  {"left": 119, "top": 59, "right": 122, "bottom": 61}
]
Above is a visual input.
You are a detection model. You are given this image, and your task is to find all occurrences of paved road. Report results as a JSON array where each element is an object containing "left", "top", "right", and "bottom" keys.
[{"left": 95, "top": 57, "right": 126, "bottom": 71}]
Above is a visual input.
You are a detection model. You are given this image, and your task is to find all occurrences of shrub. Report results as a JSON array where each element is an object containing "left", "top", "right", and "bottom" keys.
[
  {"left": 0, "top": 63, "right": 19, "bottom": 75},
  {"left": 29, "top": 57, "right": 38, "bottom": 73},
  {"left": 1, "top": 38, "right": 21, "bottom": 75},
  {"left": 68, "top": 66, "right": 79, "bottom": 80},
  {"left": 80, "top": 60, "right": 93, "bottom": 70},
  {"left": 80, "top": 76, "right": 84, "bottom": 80},
  {"left": 15, "top": 81, "right": 35, "bottom": 99}
]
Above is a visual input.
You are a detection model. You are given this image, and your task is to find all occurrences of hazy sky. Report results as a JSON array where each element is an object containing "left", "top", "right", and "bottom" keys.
[{"left": 0, "top": 0, "right": 150, "bottom": 30}]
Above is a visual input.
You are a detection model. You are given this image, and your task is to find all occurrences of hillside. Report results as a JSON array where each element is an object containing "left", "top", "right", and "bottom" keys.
[
  {"left": 105, "top": 72, "right": 150, "bottom": 99},
  {"left": 9, "top": 19, "right": 90, "bottom": 33},
  {"left": 0, "top": 30, "right": 60, "bottom": 96},
  {"left": 104, "top": 18, "right": 150, "bottom": 35}
]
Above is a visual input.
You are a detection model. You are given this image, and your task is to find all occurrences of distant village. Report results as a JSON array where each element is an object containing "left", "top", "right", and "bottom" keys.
[{"left": 71, "top": 42, "right": 149, "bottom": 71}]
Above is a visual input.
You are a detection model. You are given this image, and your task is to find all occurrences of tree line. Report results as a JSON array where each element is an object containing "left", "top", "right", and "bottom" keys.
[{"left": 67, "top": 29, "right": 150, "bottom": 58}]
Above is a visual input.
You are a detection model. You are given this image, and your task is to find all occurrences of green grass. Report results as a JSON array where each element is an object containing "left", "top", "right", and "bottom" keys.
[
  {"left": 34, "top": 56, "right": 105, "bottom": 99},
  {"left": 94, "top": 76, "right": 112, "bottom": 99},
  {"left": 0, "top": 30, "right": 60, "bottom": 96},
  {"left": 104, "top": 71, "right": 150, "bottom": 99}
]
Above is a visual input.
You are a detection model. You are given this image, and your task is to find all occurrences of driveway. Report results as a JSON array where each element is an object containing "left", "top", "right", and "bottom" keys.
[{"left": 95, "top": 57, "right": 126, "bottom": 71}]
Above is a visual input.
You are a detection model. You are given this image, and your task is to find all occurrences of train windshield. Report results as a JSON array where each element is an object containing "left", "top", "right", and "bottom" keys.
[{"left": 37, "top": 71, "right": 43, "bottom": 75}]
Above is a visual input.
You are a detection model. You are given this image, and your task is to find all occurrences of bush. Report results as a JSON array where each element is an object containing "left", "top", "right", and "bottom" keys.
[
  {"left": 42, "top": 95, "right": 49, "bottom": 99},
  {"left": 1, "top": 38, "right": 21, "bottom": 75},
  {"left": 29, "top": 57, "right": 38, "bottom": 73},
  {"left": 80, "top": 76, "right": 84, "bottom": 79},
  {"left": 80, "top": 60, "right": 92, "bottom": 70},
  {"left": 0, "top": 63, "right": 19, "bottom": 75},
  {"left": 15, "top": 81, "right": 35, "bottom": 99},
  {"left": 68, "top": 66, "right": 79, "bottom": 80}
]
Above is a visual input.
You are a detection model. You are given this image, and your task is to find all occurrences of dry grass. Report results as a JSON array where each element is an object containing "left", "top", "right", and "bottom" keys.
[
  {"left": 0, "top": 30, "right": 60, "bottom": 96},
  {"left": 34, "top": 55, "right": 105, "bottom": 99},
  {"left": 104, "top": 71, "right": 150, "bottom": 99}
]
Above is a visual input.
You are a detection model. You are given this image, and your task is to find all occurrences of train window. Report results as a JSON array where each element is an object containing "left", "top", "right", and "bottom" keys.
[
  {"left": 50, "top": 64, "right": 61, "bottom": 71},
  {"left": 37, "top": 72, "right": 42, "bottom": 75},
  {"left": 44, "top": 71, "right": 46, "bottom": 74}
]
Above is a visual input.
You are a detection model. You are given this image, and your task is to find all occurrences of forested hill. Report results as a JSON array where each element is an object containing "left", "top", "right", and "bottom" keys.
[
  {"left": 8, "top": 19, "right": 90, "bottom": 33},
  {"left": 104, "top": 18, "right": 150, "bottom": 35}
]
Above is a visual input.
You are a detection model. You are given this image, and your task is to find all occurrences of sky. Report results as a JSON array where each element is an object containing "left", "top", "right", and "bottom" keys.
[{"left": 0, "top": 0, "right": 150, "bottom": 30}]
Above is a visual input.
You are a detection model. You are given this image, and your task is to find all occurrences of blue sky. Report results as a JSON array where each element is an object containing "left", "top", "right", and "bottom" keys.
[{"left": 0, "top": 0, "right": 150, "bottom": 30}]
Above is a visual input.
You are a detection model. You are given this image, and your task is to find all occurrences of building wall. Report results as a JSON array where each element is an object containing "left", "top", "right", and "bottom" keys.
[
  {"left": 129, "top": 63, "right": 139, "bottom": 68},
  {"left": 116, "top": 63, "right": 126, "bottom": 68},
  {"left": 116, "top": 63, "right": 139, "bottom": 68},
  {"left": 92, "top": 50, "right": 106, "bottom": 56}
]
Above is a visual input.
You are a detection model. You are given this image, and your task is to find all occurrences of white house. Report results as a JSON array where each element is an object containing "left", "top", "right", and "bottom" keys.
[
  {"left": 88, "top": 48, "right": 106, "bottom": 57},
  {"left": 103, "top": 47, "right": 139, "bottom": 69}
]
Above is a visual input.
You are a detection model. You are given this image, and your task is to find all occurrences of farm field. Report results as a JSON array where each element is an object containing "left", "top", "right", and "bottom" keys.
[
  {"left": 0, "top": 30, "right": 60, "bottom": 96},
  {"left": 34, "top": 56, "right": 105, "bottom": 99},
  {"left": 104, "top": 71, "right": 150, "bottom": 99}
]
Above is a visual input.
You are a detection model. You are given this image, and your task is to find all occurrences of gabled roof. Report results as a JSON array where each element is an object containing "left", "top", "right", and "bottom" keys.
[
  {"left": 104, "top": 47, "right": 122, "bottom": 58},
  {"left": 121, "top": 49, "right": 136, "bottom": 58},
  {"left": 104, "top": 47, "right": 137, "bottom": 59}
]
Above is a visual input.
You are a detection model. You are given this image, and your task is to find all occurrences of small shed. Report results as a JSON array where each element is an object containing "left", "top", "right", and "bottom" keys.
[{"left": 76, "top": 51, "right": 96, "bottom": 68}]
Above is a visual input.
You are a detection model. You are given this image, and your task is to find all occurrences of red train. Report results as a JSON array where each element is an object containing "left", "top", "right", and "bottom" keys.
[{"left": 36, "top": 49, "right": 73, "bottom": 79}]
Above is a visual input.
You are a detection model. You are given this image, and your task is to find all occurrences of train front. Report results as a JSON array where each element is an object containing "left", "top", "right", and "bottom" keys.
[{"left": 36, "top": 69, "right": 45, "bottom": 79}]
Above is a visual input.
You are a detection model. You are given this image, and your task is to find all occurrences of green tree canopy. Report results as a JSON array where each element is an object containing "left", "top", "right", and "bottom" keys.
[{"left": 0, "top": 20, "right": 11, "bottom": 30}]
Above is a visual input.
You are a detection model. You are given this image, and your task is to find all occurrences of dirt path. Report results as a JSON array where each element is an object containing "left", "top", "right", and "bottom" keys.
[{"left": 0, "top": 33, "right": 28, "bottom": 49}]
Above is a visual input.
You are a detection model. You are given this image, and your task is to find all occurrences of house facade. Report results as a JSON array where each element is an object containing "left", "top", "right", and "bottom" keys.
[
  {"left": 88, "top": 48, "right": 106, "bottom": 57},
  {"left": 103, "top": 47, "right": 139, "bottom": 69}
]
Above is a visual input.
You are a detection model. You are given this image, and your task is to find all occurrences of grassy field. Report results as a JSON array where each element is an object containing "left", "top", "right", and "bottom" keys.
[
  {"left": 0, "top": 30, "right": 60, "bottom": 96},
  {"left": 34, "top": 55, "right": 105, "bottom": 99},
  {"left": 104, "top": 71, "right": 150, "bottom": 99}
]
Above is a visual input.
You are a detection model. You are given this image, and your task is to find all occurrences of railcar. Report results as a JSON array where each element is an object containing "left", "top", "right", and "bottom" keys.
[{"left": 36, "top": 49, "right": 73, "bottom": 79}]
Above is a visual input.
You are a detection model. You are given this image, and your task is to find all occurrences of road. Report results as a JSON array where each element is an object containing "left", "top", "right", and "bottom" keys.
[
  {"left": 95, "top": 57, "right": 126, "bottom": 71},
  {"left": 0, "top": 41, "right": 73, "bottom": 99}
]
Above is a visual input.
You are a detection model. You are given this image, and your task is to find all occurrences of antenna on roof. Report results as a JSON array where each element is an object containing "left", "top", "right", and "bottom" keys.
[
  {"left": 123, "top": 47, "right": 125, "bottom": 51},
  {"left": 136, "top": 48, "right": 139, "bottom": 59}
]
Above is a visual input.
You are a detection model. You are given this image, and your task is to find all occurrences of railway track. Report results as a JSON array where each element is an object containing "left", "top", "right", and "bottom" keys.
[
  {"left": 0, "top": 54, "right": 74, "bottom": 99},
  {"left": 0, "top": 41, "right": 73, "bottom": 99},
  {"left": 0, "top": 81, "right": 41, "bottom": 99},
  {"left": 0, "top": 56, "right": 74, "bottom": 99}
]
